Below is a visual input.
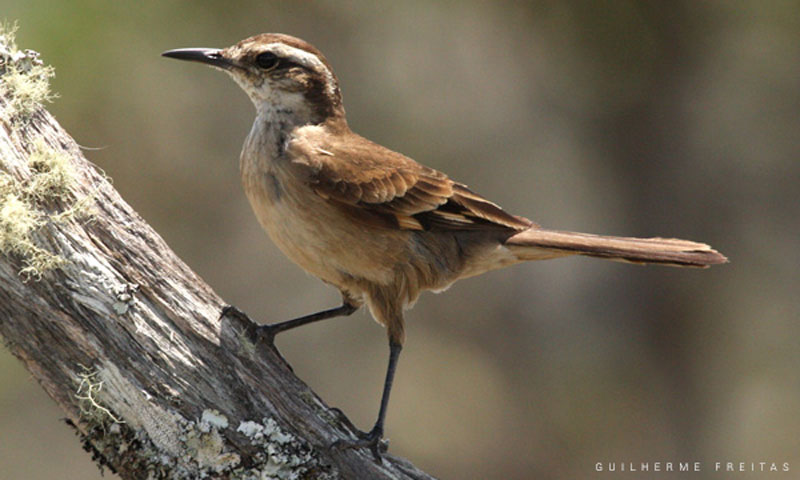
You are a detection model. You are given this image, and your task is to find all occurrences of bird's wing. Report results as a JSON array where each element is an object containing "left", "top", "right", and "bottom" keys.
[{"left": 292, "top": 132, "right": 532, "bottom": 232}]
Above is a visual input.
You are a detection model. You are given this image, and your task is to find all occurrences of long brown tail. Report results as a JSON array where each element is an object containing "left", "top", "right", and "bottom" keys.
[{"left": 505, "top": 228, "right": 728, "bottom": 267}]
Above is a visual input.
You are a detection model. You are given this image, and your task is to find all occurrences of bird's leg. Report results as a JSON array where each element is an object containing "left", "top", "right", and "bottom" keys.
[
  {"left": 334, "top": 340, "right": 402, "bottom": 462},
  {"left": 257, "top": 302, "right": 358, "bottom": 343},
  {"left": 220, "top": 300, "right": 358, "bottom": 345}
]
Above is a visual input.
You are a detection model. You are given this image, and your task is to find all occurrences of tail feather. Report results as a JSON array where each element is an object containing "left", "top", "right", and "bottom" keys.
[{"left": 505, "top": 228, "right": 728, "bottom": 268}]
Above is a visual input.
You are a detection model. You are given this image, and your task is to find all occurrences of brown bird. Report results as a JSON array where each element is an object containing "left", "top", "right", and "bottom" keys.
[{"left": 162, "top": 33, "right": 726, "bottom": 460}]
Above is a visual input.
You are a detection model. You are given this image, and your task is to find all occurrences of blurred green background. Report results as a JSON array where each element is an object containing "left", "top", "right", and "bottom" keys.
[{"left": 1, "top": 1, "right": 799, "bottom": 479}]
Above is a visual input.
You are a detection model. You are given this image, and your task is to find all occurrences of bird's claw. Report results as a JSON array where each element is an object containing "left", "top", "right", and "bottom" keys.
[
  {"left": 252, "top": 323, "right": 278, "bottom": 345},
  {"left": 332, "top": 425, "right": 388, "bottom": 462},
  {"left": 220, "top": 304, "right": 252, "bottom": 323},
  {"left": 220, "top": 305, "right": 277, "bottom": 345}
]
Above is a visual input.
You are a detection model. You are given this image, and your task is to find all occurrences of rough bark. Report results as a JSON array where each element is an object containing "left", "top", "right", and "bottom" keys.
[{"left": 0, "top": 40, "right": 436, "bottom": 480}]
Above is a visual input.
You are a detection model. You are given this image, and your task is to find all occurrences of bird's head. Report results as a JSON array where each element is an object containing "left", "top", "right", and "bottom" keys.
[{"left": 163, "top": 33, "right": 344, "bottom": 124}]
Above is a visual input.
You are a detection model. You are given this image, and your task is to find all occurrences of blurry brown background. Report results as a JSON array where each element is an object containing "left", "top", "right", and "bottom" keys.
[{"left": 1, "top": 1, "right": 798, "bottom": 479}]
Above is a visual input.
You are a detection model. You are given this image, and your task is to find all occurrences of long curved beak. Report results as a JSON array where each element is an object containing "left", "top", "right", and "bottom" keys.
[{"left": 161, "top": 48, "right": 233, "bottom": 70}]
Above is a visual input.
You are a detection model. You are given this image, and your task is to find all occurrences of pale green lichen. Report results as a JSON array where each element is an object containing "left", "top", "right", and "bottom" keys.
[
  {"left": 72, "top": 366, "right": 321, "bottom": 478},
  {"left": 75, "top": 366, "right": 126, "bottom": 427},
  {"left": 27, "top": 137, "right": 76, "bottom": 201},
  {"left": 0, "top": 189, "right": 66, "bottom": 279},
  {"left": 74, "top": 398, "right": 330, "bottom": 479},
  {"left": 180, "top": 410, "right": 241, "bottom": 474},
  {"left": 232, "top": 417, "right": 318, "bottom": 480},
  {"left": 200, "top": 409, "right": 229, "bottom": 430},
  {"left": 0, "top": 138, "right": 92, "bottom": 279},
  {"left": 0, "top": 24, "right": 93, "bottom": 280},
  {"left": 176, "top": 411, "right": 321, "bottom": 479},
  {"left": 0, "top": 21, "right": 56, "bottom": 123}
]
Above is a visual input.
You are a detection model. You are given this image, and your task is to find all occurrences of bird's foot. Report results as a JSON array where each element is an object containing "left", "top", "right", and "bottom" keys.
[
  {"left": 220, "top": 305, "right": 278, "bottom": 345},
  {"left": 252, "top": 323, "right": 280, "bottom": 345},
  {"left": 332, "top": 425, "right": 389, "bottom": 462}
]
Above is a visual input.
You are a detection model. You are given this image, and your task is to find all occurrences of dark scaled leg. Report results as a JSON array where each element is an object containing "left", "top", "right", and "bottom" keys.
[
  {"left": 334, "top": 340, "right": 402, "bottom": 462},
  {"left": 220, "top": 299, "right": 358, "bottom": 345},
  {"left": 255, "top": 302, "right": 358, "bottom": 343}
]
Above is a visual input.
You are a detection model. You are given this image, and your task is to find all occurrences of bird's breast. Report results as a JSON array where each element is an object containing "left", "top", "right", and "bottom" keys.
[{"left": 240, "top": 140, "right": 405, "bottom": 292}]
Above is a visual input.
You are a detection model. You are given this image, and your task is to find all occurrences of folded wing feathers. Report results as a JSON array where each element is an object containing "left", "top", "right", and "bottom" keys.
[
  {"left": 307, "top": 148, "right": 723, "bottom": 266},
  {"left": 448, "top": 184, "right": 533, "bottom": 230}
]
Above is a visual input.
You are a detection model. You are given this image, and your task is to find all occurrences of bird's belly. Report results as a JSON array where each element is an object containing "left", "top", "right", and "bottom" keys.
[{"left": 242, "top": 169, "right": 402, "bottom": 290}]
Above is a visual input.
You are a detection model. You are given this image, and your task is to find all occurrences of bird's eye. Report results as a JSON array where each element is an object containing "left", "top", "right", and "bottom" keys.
[{"left": 255, "top": 52, "right": 280, "bottom": 70}]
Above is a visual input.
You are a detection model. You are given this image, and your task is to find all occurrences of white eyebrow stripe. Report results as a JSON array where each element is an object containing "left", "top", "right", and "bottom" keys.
[{"left": 266, "top": 43, "right": 336, "bottom": 97}]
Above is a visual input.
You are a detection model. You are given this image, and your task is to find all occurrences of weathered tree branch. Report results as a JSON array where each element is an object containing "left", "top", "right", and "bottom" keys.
[{"left": 0, "top": 29, "right": 435, "bottom": 480}]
